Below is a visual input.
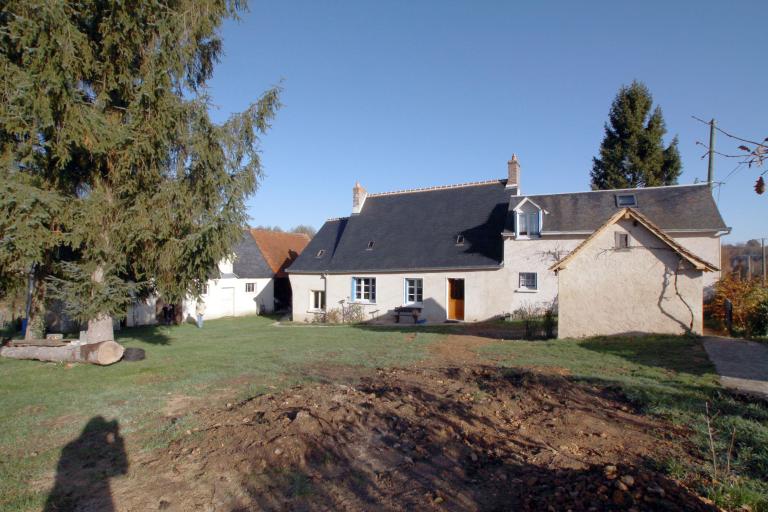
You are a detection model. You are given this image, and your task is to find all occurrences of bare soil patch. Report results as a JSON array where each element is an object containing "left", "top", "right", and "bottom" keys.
[{"left": 104, "top": 365, "right": 715, "bottom": 512}]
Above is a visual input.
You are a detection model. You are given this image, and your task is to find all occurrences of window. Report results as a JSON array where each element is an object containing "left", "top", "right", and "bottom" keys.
[
  {"left": 616, "top": 194, "right": 637, "bottom": 207},
  {"left": 202, "top": 284, "right": 209, "bottom": 295},
  {"left": 404, "top": 278, "right": 423, "bottom": 304},
  {"left": 352, "top": 277, "right": 376, "bottom": 302},
  {"left": 366, "top": 240, "right": 375, "bottom": 250},
  {"left": 615, "top": 232, "right": 630, "bottom": 249},
  {"left": 311, "top": 290, "right": 326, "bottom": 310},
  {"left": 315, "top": 249, "right": 325, "bottom": 258},
  {"left": 455, "top": 234, "right": 465, "bottom": 246},
  {"left": 245, "top": 282, "right": 255, "bottom": 293},
  {"left": 517, "top": 212, "right": 540, "bottom": 237},
  {"left": 518, "top": 272, "right": 537, "bottom": 290}
]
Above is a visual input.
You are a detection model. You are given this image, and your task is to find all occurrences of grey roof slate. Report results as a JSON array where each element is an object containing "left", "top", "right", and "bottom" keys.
[
  {"left": 231, "top": 232, "right": 275, "bottom": 278},
  {"left": 517, "top": 184, "right": 728, "bottom": 233},
  {"left": 288, "top": 182, "right": 727, "bottom": 274},
  {"left": 289, "top": 181, "right": 512, "bottom": 273}
]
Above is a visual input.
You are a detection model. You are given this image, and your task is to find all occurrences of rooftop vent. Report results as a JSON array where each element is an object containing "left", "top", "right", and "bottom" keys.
[
  {"left": 455, "top": 234, "right": 465, "bottom": 246},
  {"left": 366, "top": 240, "right": 375, "bottom": 250},
  {"left": 315, "top": 249, "right": 325, "bottom": 258}
]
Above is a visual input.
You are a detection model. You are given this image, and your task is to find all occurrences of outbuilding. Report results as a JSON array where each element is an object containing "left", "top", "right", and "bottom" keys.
[{"left": 551, "top": 208, "right": 718, "bottom": 338}]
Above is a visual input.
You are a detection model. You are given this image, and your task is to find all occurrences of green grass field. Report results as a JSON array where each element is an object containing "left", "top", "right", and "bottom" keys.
[{"left": 0, "top": 316, "right": 766, "bottom": 511}]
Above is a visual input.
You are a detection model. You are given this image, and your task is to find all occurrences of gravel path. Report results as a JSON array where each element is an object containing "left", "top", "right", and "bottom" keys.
[{"left": 703, "top": 336, "right": 768, "bottom": 398}]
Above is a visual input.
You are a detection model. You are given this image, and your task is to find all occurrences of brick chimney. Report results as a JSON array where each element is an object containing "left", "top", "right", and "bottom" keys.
[
  {"left": 352, "top": 181, "right": 367, "bottom": 214},
  {"left": 506, "top": 154, "right": 520, "bottom": 194}
]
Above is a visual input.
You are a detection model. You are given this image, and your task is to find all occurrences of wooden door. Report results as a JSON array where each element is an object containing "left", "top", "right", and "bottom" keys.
[{"left": 448, "top": 279, "right": 465, "bottom": 320}]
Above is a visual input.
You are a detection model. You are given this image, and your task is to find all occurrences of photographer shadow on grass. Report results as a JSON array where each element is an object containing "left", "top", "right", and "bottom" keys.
[{"left": 44, "top": 416, "right": 128, "bottom": 512}]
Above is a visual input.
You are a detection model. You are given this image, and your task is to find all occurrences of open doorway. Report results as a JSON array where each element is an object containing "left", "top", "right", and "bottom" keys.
[{"left": 447, "top": 278, "right": 465, "bottom": 321}]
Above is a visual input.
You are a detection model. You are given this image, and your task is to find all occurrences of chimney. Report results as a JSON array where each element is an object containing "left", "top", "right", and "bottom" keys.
[
  {"left": 506, "top": 154, "right": 520, "bottom": 194},
  {"left": 352, "top": 181, "right": 367, "bottom": 214}
]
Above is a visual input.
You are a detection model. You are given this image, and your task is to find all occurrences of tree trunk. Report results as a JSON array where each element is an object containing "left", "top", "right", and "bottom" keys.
[
  {"left": 87, "top": 313, "right": 115, "bottom": 343},
  {"left": 0, "top": 340, "right": 125, "bottom": 365},
  {"left": 24, "top": 270, "right": 46, "bottom": 341},
  {"left": 87, "top": 266, "right": 114, "bottom": 342}
]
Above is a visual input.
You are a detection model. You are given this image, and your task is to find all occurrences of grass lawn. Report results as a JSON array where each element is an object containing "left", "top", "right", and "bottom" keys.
[{"left": 1, "top": 316, "right": 766, "bottom": 511}]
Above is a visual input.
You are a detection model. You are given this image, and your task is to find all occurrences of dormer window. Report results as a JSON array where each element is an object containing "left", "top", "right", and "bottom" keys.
[
  {"left": 517, "top": 212, "right": 540, "bottom": 237},
  {"left": 366, "top": 240, "right": 375, "bottom": 250},
  {"left": 455, "top": 234, "right": 465, "bottom": 246},
  {"left": 616, "top": 194, "right": 637, "bottom": 207},
  {"left": 315, "top": 249, "right": 325, "bottom": 258}
]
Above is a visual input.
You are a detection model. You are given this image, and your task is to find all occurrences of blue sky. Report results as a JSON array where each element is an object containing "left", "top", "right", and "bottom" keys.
[{"left": 207, "top": 0, "right": 767, "bottom": 242}]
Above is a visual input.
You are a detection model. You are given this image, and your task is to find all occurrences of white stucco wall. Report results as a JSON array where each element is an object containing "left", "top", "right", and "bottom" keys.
[
  {"left": 668, "top": 232, "right": 721, "bottom": 294},
  {"left": 291, "top": 270, "right": 518, "bottom": 323},
  {"left": 127, "top": 277, "right": 274, "bottom": 326},
  {"left": 186, "top": 277, "right": 274, "bottom": 320},
  {"left": 557, "top": 218, "right": 704, "bottom": 338},
  {"left": 126, "top": 297, "right": 158, "bottom": 327},
  {"left": 289, "top": 227, "right": 717, "bottom": 327}
]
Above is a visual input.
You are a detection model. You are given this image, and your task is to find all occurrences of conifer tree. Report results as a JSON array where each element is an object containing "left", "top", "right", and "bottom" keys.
[
  {"left": 591, "top": 81, "right": 682, "bottom": 190},
  {"left": 0, "top": 1, "right": 279, "bottom": 341}
]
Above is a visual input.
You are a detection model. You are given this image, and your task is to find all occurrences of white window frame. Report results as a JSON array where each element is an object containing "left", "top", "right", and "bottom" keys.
[
  {"left": 245, "top": 282, "right": 255, "bottom": 293},
  {"left": 352, "top": 277, "right": 376, "bottom": 303},
  {"left": 404, "top": 278, "right": 423, "bottom": 305},
  {"left": 517, "top": 212, "right": 541, "bottom": 238},
  {"left": 310, "top": 290, "right": 326, "bottom": 311},
  {"left": 518, "top": 272, "right": 538, "bottom": 292}
]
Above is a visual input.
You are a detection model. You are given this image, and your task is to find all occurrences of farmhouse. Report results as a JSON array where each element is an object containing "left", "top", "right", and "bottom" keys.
[
  {"left": 288, "top": 156, "right": 729, "bottom": 335},
  {"left": 127, "top": 229, "right": 309, "bottom": 325}
]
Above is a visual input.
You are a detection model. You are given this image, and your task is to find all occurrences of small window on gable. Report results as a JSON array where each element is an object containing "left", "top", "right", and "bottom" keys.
[
  {"left": 616, "top": 194, "right": 637, "bottom": 207},
  {"left": 366, "top": 240, "right": 375, "bottom": 250},
  {"left": 245, "top": 282, "right": 255, "bottom": 293},
  {"left": 615, "top": 232, "right": 630, "bottom": 250},
  {"left": 455, "top": 234, "right": 465, "bottom": 246},
  {"left": 315, "top": 249, "right": 325, "bottom": 258}
]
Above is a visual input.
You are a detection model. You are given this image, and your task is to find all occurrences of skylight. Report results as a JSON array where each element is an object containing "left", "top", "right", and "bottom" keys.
[{"left": 616, "top": 194, "right": 637, "bottom": 207}]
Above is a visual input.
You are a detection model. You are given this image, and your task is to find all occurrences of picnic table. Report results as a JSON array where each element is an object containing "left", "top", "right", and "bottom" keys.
[{"left": 394, "top": 306, "right": 422, "bottom": 323}]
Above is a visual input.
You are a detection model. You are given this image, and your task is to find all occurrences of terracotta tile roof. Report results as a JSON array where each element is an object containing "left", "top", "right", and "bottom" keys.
[{"left": 248, "top": 229, "right": 311, "bottom": 277}]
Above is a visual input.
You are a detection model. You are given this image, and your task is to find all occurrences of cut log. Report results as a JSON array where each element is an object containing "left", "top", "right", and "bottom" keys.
[{"left": 0, "top": 340, "right": 125, "bottom": 366}]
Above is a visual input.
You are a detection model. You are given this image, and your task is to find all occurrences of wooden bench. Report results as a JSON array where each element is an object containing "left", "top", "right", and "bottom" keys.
[{"left": 394, "top": 306, "right": 422, "bottom": 323}]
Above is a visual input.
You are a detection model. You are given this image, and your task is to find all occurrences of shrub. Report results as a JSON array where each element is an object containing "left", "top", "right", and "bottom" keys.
[
  {"left": 512, "top": 302, "right": 557, "bottom": 339},
  {"left": 748, "top": 297, "right": 768, "bottom": 337},
  {"left": 706, "top": 275, "right": 768, "bottom": 337}
]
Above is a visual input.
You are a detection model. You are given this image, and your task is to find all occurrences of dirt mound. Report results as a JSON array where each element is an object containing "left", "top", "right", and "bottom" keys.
[{"left": 115, "top": 366, "right": 715, "bottom": 511}]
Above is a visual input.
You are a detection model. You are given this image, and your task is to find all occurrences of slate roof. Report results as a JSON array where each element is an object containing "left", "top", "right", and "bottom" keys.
[
  {"left": 510, "top": 184, "right": 727, "bottom": 233},
  {"left": 288, "top": 181, "right": 728, "bottom": 274},
  {"left": 289, "top": 180, "right": 514, "bottom": 273},
  {"left": 227, "top": 230, "right": 310, "bottom": 279},
  {"left": 230, "top": 232, "right": 273, "bottom": 279}
]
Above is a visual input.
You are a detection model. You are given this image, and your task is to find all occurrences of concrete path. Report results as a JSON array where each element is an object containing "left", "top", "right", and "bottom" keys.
[{"left": 703, "top": 336, "right": 768, "bottom": 399}]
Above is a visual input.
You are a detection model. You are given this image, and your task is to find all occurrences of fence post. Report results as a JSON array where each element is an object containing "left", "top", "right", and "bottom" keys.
[{"left": 724, "top": 298, "right": 733, "bottom": 336}]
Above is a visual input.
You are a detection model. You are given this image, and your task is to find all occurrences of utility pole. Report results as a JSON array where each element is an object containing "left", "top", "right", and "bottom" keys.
[
  {"left": 707, "top": 118, "right": 716, "bottom": 188},
  {"left": 762, "top": 238, "right": 766, "bottom": 286}
]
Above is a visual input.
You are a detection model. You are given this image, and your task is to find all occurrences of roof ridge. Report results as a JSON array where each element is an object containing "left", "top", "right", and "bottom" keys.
[
  {"left": 325, "top": 216, "right": 349, "bottom": 222},
  {"left": 249, "top": 228, "right": 311, "bottom": 239},
  {"left": 367, "top": 178, "right": 505, "bottom": 197},
  {"left": 522, "top": 182, "right": 708, "bottom": 198}
]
